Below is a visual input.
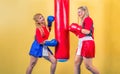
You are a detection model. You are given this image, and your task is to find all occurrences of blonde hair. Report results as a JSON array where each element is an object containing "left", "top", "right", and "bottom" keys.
[
  {"left": 78, "top": 6, "right": 89, "bottom": 25},
  {"left": 33, "top": 13, "right": 45, "bottom": 37},
  {"left": 78, "top": 6, "right": 89, "bottom": 18}
]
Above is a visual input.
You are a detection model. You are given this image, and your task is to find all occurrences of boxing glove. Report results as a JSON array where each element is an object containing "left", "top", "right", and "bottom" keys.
[
  {"left": 44, "top": 39, "right": 58, "bottom": 47},
  {"left": 69, "top": 23, "right": 82, "bottom": 36},
  {"left": 47, "top": 16, "right": 54, "bottom": 27}
]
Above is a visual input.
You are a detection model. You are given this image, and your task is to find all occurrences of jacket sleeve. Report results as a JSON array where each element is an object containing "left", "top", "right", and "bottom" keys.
[{"left": 83, "top": 17, "right": 93, "bottom": 31}]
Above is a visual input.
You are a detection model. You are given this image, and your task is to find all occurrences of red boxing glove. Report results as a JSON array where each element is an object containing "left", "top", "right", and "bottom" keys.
[{"left": 69, "top": 23, "right": 82, "bottom": 36}]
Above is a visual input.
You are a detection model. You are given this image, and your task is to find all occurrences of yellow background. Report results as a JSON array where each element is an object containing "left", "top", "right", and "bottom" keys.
[{"left": 0, "top": 0, "right": 120, "bottom": 74}]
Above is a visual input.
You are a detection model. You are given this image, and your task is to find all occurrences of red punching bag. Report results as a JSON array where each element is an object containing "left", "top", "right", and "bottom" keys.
[{"left": 54, "top": 0, "right": 70, "bottom": 62}]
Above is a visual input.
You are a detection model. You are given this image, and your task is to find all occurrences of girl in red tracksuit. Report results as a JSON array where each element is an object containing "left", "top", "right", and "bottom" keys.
[
  {"left": 26, "top": 13, "right": 57, "bottom": 74},
  {"left": 74, "top": 6, "right": 100, "bottom": 74}
]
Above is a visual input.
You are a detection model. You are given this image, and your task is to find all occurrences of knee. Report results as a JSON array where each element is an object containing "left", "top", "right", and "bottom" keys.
[
  {"left": 85, "top": 64, "right": 100, "bottom": 74},
  {"left": 51, "top": 58, "right": 57, "bottom": 65},
  {"left": 95, "top": 70, "right": 100, "bottom": 74},
  {"left": 96, "top": 71, "right": 100, "bottom": 74},
  {"left": 53, "top": 59, "right": 57, "bottom": 65},
  {"left": 30, "top": 61, "right": 36, "bottom": 68},
  {"left": 94, "top": 71, "right": 100, "bottom": 74},
  {"left": 74, "top": 60, "right": 80, "bottom": 67},
  {"left": 85, "top": 64, "right": 92, "bottom": 71}
]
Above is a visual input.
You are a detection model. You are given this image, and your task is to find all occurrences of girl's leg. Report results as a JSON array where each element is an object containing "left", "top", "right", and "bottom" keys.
[
  {"left": 74, "top": 55, "right": 83, "bottom": 74},
  {"left": 83, "top": 57, "right": 99, "bottom": 74},
  {"left": 26, "top": 56, "right": 38, "bottom": 74},
  {"left": 44, "top": 52, "right": 57, "bottom": 74}
]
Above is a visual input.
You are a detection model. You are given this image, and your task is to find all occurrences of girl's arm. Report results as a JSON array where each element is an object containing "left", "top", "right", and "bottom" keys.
[{"left": 81, "top": 29, "right": 90, "bottom": 34}]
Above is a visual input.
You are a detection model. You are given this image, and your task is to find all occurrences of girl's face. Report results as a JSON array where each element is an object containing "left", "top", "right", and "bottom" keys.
[
  {"left": 37, "top": 15, "right": 45, "bottom": 25},
  {"left": 78, "top": 9, "right": 85, "bottom": 18}
]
